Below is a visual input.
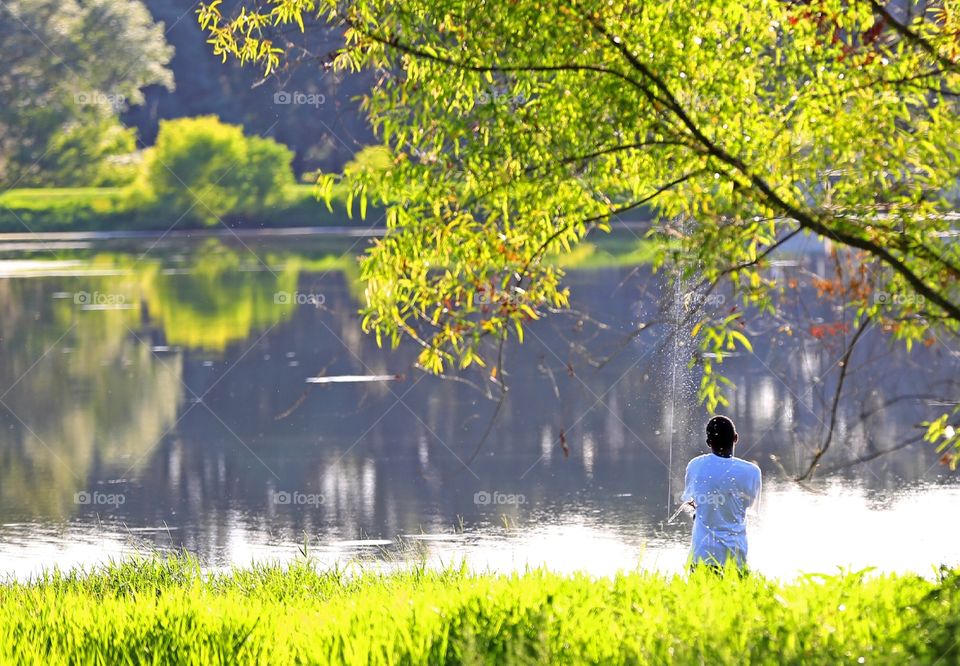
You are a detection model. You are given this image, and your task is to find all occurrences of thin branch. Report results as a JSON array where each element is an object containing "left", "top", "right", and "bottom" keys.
[
  {"left": 590, "top": 320, "right": 660, "bottom": 369},
  {"left": 537, "top": 355, "right": 563, "bottom": 401},
  {"left": 434, "top": 370, "right": 496, "bottom": 399},
  {"left": 461, "top": 332, "right": 509, "bottom": 469},
  {"left": 695, "top": 225, "right": 804, "bottom": 291},
  {"left": 796, "top": 315, "right": 872, "bottom": 481},
  {"left": 273, "top": 358, "right": 336, "bottom": 420},
  {"left": 859, "top": 392, "right": 947, "bottom": 420},
  {"left": 538, "top": 139, "right": 698, "bottom": 171},
  {"left": 816, "top": 431, "right": 926, "bottom": 475},
  {"left": 516, "top": 169, "right": 706, "bottom": 290},
  {"left": 864, "top": 0, "right": 960, "bottom": 73},
  {"left": 463, "top": 138, "right": 693, "bottom": 212},
  {"left": 805, "top": 67, "right": 945, "bottom": 100},
  {"left": 340, "top": 15, "right": 667, "bottom": 105}
]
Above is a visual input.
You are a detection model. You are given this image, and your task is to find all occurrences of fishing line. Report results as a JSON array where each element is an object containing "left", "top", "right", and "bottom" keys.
[{"left": 666, "top": 255, "right": 681, "bottom": 518}]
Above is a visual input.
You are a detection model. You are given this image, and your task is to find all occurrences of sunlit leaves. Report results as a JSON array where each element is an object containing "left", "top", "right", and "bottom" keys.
[
  {"left": 199, "top": 0, "right": 960, "bottom": 447},
  {"left": 924, "top": 410, "right": 960, "bottom": 469},
  {"left": 691, "top": 312, "right": 753, "bottom": 412}
]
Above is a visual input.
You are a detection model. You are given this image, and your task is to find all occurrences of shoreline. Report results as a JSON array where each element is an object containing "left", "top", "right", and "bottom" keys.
[{"left": 0, "top": 219, "right": 655, "bottom": 244}]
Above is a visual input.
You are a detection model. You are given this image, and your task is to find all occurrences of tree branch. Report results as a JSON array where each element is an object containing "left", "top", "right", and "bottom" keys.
[
  {"left": 797, "top": 315, "right": 872, "bottom": 481},
  {"left": 816, "top": 431, "right": 926, "bottom": 475},
  {"left": 516, "top": 168, "right": 707, "bottom": 289},
  {"left": 339, "top": 14, "right": 669, "bottom": 106},
  {"left": 586, "top": 11, "right": 960, "bottom": 322},
  {"left": 864, "top": 0, "right": 959, "bottom": 73},
  {"left": 461, "top": 331, "right": 508, "bottom": 469}
]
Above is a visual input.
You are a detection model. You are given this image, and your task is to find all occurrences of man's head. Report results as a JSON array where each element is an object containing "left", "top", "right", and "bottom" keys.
[{"left": 706, "top": 415, "right": 738, "bottom": 457}]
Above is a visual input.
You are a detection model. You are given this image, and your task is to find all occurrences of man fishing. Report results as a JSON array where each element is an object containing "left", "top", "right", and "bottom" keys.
[{"left": 679, "top": 415, "right": 762, "bottom": 571}]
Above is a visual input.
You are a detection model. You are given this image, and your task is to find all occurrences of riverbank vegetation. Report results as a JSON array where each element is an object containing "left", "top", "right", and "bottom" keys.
[
  {"left": 0, "top": 556, "right": 957, "bottom": 664},
  {"left": 0, "top": 118, "right": 382, "bottom": 232},
  {"left": 0, "top": 183, "right": 346, "bottom": 232}
]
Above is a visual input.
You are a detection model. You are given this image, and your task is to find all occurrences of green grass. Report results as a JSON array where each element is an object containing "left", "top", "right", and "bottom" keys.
[
  {"left": 0, "top": 187, "right": 125, "bottom": 206},
  {"left": 0, "top": 556, "right": 958, "bottom": 664},
  {"left": 0, "top": 185, "right": 357, "bottom": 233},
  {"left": 0, "top": 187, "right": 130, "bottom": 232}
]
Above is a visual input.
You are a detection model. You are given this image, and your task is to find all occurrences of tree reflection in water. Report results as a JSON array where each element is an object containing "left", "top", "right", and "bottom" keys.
[{"left": 0, "top": 234, "right": 956, "bottom": 576}]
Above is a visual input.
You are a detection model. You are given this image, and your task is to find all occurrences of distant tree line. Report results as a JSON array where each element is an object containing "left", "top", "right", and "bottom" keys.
[
  {"left": 0, "top": 0, "right": 371, "bottom": 189},
  {"left": 124, "top": 0, "right": 374, "bottom": 176},
  {"left": 0, "top": 0, "right": 172, "bottom": 187}
]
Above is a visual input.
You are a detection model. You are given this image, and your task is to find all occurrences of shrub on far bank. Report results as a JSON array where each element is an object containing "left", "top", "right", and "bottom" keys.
[
  {"left": 135, "top": 116, "right": 296, "bottom": 225},
  {"left": 44, "top": 119, "right": 141, "bottom": 187},
  {"left": 0, "top": 116, "right": 387, "bottom": 233}
]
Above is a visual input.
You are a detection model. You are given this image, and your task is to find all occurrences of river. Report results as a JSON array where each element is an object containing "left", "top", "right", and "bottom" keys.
[{"left": 0, "top": 229, "right": 956, "bottom": 580}]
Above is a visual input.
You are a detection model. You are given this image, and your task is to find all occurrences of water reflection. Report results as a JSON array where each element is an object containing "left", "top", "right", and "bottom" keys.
[
  {"left": 0, "top": 275, "right": 183, "bottom": 517},
  {"left": 0, "top": 233, "right": 957, "bottom": 579}
]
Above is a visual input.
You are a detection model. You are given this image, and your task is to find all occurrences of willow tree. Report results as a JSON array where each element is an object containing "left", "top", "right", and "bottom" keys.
[{"left": 200, "top": 0, "right": 960, "bottom": 463}]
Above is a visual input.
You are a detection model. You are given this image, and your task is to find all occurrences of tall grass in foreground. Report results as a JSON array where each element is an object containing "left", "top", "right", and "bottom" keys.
[{"left": 0, "top": 555, "right": 957, "bottom": 664}]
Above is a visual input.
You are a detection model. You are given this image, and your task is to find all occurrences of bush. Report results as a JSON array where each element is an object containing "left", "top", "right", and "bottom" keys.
[
  {"left": 45, "top": 119, "right": 139, "bottom": 187},
  {"left": 136, "top": 116, "right": 295, "bottom": 225}
]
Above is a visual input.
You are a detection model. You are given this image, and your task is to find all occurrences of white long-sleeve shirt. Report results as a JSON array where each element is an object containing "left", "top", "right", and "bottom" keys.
[{"left": 681, "top": 453, "right": 762, "bottom": 567}]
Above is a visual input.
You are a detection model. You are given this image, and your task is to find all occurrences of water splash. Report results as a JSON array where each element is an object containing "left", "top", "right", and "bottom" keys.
[
  {"left": 666, "top": 266, "right": 682, "bottom": 515},
  {"left": 663, "top": 217, "right": 700, "bottom": 517}
]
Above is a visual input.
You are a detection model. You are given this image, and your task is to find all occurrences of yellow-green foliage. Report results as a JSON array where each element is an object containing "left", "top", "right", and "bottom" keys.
[
  {"left": 199, "top": 0, "right": 960, "bottom": 457},
  {"left": 0, "top": 556, "right": 957, "bottom": 664},
  {"left": 136, "top": 116, "right": 296, "bottom": 225},
  {"left": 343, "top": 145, "right": 393, "bottom": 178}
]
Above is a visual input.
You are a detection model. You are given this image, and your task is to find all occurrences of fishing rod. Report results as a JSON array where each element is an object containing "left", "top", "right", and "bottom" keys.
[{"left": 666, "top": 499, "right": 696, "bottom": 525}]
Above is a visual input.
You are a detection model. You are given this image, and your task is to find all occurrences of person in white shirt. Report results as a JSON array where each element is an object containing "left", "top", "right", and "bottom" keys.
[{"left": 681, "top": 415, "right": 762, "bottom": 571}]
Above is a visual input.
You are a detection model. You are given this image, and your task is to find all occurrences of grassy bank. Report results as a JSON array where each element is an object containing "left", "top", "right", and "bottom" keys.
[
  {"left": 0, "top": 557, "right": 957, "bottom": 664},
  {"left": 0, "top": 185, "right": 360, "bottom": 232}
]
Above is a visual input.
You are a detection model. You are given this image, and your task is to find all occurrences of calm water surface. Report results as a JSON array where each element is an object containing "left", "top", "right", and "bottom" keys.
[{"left": 0, "top": 230, "right": 957, "bottom": 580}]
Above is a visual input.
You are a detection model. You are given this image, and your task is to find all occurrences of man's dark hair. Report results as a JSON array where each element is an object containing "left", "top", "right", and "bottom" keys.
[{"left": 706, "top": 415, "right": 737, "bottom": 457}]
